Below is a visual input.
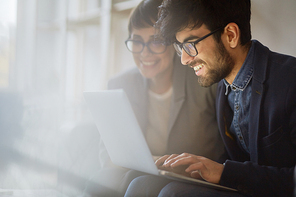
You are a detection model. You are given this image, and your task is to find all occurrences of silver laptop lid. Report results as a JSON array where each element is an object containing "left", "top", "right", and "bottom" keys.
[{"left": 83, "top": 89, "right": 159, "bottom": 175}]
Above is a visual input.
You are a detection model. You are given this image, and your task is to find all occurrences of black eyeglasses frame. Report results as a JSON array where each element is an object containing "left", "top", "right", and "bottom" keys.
[
  {"left": 173, "top": 26, "right": 224, "bottom": 57},
  {"left": 125, "top": 39, "right": 167, "bottom": 54}
]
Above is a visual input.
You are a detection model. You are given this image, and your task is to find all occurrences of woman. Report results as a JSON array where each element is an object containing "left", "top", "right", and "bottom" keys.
[{"left": 83, "top": 0, "right": 224, "bottom": 196}]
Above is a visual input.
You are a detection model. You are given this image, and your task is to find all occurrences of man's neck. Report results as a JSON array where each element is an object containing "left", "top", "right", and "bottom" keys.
[{"left": 225, "top": 42, "right": 252, "bottom": 84}]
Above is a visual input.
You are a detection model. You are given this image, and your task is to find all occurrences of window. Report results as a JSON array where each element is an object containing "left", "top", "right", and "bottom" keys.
[
  {"left": 0, "top": 0, "right": 17, "bottom": 88},
  {"left": 0, "top": 0, "right": 138, "bottom": 195}
]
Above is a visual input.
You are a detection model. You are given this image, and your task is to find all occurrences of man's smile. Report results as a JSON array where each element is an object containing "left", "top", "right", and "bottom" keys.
[{"left": 191, "top": 63, "right": 205, "bottom": 76}]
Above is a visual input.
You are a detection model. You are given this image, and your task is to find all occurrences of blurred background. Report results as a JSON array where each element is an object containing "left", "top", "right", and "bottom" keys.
[{"left": 0, "top": 0, "right": 296, "bottom": 196}]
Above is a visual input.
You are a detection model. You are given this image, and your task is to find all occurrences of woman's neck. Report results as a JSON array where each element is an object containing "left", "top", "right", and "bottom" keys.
[{"left": 149, "top": 67, "right": 173, "bottom": 94}]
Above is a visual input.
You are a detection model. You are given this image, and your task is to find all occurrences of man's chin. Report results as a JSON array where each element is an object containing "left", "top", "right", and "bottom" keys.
[{"left": 198, "top": 77, "right": 215, "bottom": 87}]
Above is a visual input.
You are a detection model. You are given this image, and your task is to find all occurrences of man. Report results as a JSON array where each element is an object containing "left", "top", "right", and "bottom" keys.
[{"left": 124, "top": 0, "right": 296, "bottom": 196}]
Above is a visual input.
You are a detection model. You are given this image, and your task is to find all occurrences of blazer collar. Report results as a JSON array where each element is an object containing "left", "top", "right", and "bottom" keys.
[
  {"left": 249, "top": 40, "right": 269, "bottom": 162},
  {"left": 168, "top": 55, "right": 186, "bottom": 133},
  {"left": 133, "top": 75, "right": 149, "bottom": 134},
  {"left": 252, "top": 40, "right": 269, "bottom": 84}
]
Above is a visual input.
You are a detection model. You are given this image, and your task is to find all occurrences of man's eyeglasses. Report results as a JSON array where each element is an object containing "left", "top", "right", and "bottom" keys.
[
  {"left": 125, "top": 39, "right": 167, "bottom": 54},
  {"left": 173, "top": 27, "right": 224, "bottom": 57}
]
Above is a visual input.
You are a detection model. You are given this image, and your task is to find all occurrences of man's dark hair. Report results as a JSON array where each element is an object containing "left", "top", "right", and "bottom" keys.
[
  {"left": 156, "top": 0, "right": 251, "bottom": 46},
  {"left": 128, "top": 0, "right": 163, "bottom": 37}
]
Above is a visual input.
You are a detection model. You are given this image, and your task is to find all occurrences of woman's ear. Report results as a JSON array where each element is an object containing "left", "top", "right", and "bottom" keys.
[{"left": 223, "top": 23, "right": 240, "bottom": 49}]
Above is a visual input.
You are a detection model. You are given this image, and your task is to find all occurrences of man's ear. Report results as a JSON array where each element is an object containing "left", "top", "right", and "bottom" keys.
[{"left": 223, "top": 23, "right": 240, "bottom": 49}]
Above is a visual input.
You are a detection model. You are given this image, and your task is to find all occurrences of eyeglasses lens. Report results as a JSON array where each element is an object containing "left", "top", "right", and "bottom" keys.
[
  {"left": 173, "top": 43, "right": 182, "bottom": 56},
  {"left": 173, "top": 43, "right": 197, "bottom": 57},
  {"left": 184, "top": 43, "right": 198, "bottom": 56},
  {"left": 126, "top": 40, "right": 142, "bottom": 53},
  {"left": 148, "top": 41, "right": 166, "bottom": 54},
  {"left": 126, "top": 40, "right": 166, "bottom": 54}
]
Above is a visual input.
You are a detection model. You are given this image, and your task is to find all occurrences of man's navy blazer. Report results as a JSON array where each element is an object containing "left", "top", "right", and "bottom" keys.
[{"left": 217, "top": 40, "right": 296, "bottom": 197}]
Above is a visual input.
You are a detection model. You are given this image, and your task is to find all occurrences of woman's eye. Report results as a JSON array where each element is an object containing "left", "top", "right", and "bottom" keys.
[
  {"left": 151, "top": 41, "right": 163, "bottom": 46},
  {"left": 133, "top": 41, "right": 142, "bottom": 46}
]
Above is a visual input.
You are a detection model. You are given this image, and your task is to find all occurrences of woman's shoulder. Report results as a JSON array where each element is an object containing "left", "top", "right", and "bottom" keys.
[{"left": 108, "top": 67, "right": 144, "bottom": 89}]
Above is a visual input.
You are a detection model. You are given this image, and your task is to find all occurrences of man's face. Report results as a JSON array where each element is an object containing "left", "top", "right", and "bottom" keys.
[{"left": 175, "top": 24, "right": 234, "bottom": 87}]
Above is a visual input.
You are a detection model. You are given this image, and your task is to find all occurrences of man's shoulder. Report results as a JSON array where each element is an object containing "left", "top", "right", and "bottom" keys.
[
  {"left": 269, "top": 51, "right": 296, "bottom": 70},
  {"left": 253, "top": 40, "right": 296, "bottom": 79},
  {"left": 254, "top": 40, "right": 296, "bottom": 66},
  {"left": 266, "top": 51, "right": 296, "bottom": 81}
]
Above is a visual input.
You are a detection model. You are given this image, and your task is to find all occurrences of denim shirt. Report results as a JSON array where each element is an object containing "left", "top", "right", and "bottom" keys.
[{"left": 223, "top": 42, "right": 254, "bottom": 154}]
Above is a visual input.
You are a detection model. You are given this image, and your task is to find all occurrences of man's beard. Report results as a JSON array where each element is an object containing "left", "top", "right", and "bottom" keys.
[{"left": 197, "top": 41, "right": 235, "bottom": 87}]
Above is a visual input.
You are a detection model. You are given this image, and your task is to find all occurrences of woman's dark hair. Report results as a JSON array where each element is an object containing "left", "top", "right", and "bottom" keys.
[
  {"left": 128, "top": 0, "right": 163, "bottom": 37},
  {"left": 156, "top": 0, "right": 251, "bottom": 46}
]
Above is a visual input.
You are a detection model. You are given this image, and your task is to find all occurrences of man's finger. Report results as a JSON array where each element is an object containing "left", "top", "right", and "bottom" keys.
[
  {"left": 170, "top": 155, "right": 200, "bottom": 168},
  {"left": 155, "top": 155, "right": 170, "bottom": 166}
]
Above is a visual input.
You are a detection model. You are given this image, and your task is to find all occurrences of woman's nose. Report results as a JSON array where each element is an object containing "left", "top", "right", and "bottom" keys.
[{"left": 140, "top": 45, "right": 152, "bottom": 57}]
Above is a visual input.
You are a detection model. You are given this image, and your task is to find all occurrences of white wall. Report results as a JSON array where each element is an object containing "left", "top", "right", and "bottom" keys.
[{"left": 251, "top": 0, "right": 296, "bottom": 56}]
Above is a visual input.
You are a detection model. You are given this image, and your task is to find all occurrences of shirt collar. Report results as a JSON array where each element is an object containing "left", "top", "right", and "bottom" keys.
[{"left": 224, "top": 41, "right": 255, "bottom": 95}]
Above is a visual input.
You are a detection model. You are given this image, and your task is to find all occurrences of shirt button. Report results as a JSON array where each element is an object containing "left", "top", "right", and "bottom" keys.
[
  {"left": 232, "top": 86, "right": 236, "bottom": 90},
  {"left": 236, "top": 105, "right": 239, "bottom": 110}
]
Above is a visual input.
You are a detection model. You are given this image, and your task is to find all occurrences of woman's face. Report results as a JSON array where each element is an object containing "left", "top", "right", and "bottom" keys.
[{"left": 129, "top": 26, "right": 176, "bottom": 80}]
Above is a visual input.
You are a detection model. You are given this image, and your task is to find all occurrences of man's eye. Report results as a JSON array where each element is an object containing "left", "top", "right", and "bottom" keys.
[{"left": 188, "top": 43, "right": 195, "bottom": 49}]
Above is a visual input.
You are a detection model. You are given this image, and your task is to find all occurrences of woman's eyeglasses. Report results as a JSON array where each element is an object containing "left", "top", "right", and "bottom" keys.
[{"left": 125, "top": 39, "right": 167, "bottom": 54}]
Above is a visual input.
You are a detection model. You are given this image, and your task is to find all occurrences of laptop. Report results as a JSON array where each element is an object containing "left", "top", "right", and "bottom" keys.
[{"left": 83, "top": 89, "right": 237, "bottom": 192}]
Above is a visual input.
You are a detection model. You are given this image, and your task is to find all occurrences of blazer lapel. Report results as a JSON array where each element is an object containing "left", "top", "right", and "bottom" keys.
[
  {"left": 132, "top": 75, "right": 149, "bottom": 136},
  {"left": 168, "top": 58, "right": 186, "bottom": 134},
  {"left": 249, "top": 41, "right": 268, "bottom": 163},
  {"left": 217, "top": 83, "right": 236, "bottom": 152}
]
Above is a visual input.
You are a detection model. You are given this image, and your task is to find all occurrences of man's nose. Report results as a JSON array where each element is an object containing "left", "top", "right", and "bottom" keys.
[{"left": 181, "top": 49, "right": 194, "bottom": 65}]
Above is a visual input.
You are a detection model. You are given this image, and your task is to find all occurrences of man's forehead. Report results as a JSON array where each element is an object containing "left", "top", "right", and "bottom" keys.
[
  {"left": 175, "top": 24, "right": 208, "bottom": 43},
  {"left": 175, "top": 28, "right": 199, "bottom": 43}
]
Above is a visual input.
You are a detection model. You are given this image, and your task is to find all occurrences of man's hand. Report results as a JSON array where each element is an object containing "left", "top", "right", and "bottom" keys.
[
  {"left": 155, "top": 154, "right": 192, "bottom": 177},
  {"left": 155, "top": 153, "right": 224, "bottom": 184}
]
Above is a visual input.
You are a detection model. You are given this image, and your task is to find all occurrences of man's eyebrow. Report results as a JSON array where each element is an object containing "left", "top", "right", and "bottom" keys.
[{"left": 183, "top": 35, "right": 200, "bottom": 43}]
